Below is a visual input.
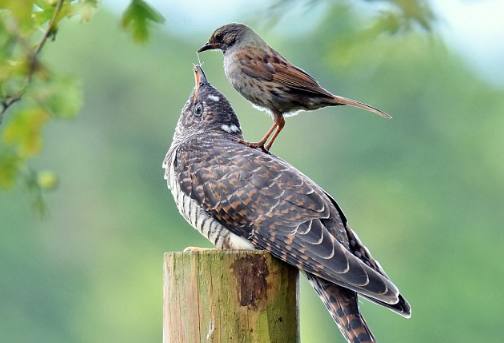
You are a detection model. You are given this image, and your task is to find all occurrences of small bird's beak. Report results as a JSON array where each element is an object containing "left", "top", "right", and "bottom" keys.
[
  {"left": 193, "top": 64, "right": 208, "bottom": 95},
  {"left": 197, "top": 42, "right": 219, "bottom": 53}
]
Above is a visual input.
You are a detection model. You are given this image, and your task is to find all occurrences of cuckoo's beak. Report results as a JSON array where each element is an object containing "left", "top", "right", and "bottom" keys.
[
  {"left": 193, "top": 65, "right": 208, "bottom": 95},
  {"left": 197, "top": 42, "right": 219, "bottom": 53}
]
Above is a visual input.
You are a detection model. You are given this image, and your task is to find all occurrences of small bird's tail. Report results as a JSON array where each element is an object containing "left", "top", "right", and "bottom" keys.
[
  {"left": 331, "top": 95, "right": 391, "bottom": 119},
  {"left": 307, "top": 273, "right": 376, "bottom": 343}
]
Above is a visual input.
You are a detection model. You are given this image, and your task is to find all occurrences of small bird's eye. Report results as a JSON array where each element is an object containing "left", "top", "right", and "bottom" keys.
[
  {"left": 193, "top": 103, "right": 203, "bottom": 117},
  {"left": 215, "top": 32, "right": 223, "bottom": 41}
]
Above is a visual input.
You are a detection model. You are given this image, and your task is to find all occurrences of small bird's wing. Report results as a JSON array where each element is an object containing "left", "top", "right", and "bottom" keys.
[
  {"left": 237, "top": 48, "right": 335, "bottom": 99},
  {"left": 236, "top": 48, "right": 392, "bottom": 118},
  {"left": 174, "top": 135, "right": 403, "bottom": 305}
]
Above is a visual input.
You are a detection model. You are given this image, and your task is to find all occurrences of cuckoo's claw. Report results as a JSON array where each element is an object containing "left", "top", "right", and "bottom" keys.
[{"left": 183, "top": 246, "right": 212, "bottom": 253}]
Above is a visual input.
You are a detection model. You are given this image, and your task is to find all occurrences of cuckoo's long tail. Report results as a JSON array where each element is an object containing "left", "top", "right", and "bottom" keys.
[{"left": 307, "top": 273, "right": 376, "bottom": 343}]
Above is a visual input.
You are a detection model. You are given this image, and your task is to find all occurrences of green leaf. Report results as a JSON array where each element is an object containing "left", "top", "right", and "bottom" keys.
[
  {"left": 3, "top": 107, "right": 49, "bottom": 157},
  {"left": 0, "top": 0, "right": 36, "bottom": 28},
  {"left": 32, "top": 3, "right": 56, "bottom": 27},
  {"left": 31, "top": 0, "right": 74, "bottom": 34},
  {"left": 121, "top": 0, "right": 165, "bottom": 43},
  {"left": 23, "top": 168, "right": 47, "bottom": 216},
  {"left": 0, "top": 148, "right": 21, "bottom": 188},
  {"left": 0, "top": 59, "right": 30, "bottom": 85}
]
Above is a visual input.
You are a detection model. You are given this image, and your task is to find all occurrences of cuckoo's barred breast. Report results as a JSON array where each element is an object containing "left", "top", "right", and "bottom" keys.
[{"left": 164, "top": 148, "right": 254, "bottom": 250}]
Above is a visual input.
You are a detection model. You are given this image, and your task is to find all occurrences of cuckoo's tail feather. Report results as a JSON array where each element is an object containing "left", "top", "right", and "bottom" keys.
[
  {"left": 362, "top": 293, "right": 411, "bottom": 318},
  {"left": 307, "top": 273, "right": 376, "bottom": 343},
  {"left": 330, "top": 95, "right": 392, "bottom": 119}
]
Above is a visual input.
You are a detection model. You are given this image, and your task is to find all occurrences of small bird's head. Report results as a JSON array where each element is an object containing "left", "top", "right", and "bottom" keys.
[
  {"left": 198, "top": 23, "right": 254, "bottom": 53},
  {"left": 174, "top": 65, "right": 242, "bottom": 141}
]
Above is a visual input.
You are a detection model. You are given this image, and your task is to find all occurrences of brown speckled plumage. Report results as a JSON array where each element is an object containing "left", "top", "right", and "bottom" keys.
[
  {"left": 164, "top": 66, "right": 410, "bottom": 343},
  {"left": 198, "top": 23, "right": 391, "bottom": 151}
]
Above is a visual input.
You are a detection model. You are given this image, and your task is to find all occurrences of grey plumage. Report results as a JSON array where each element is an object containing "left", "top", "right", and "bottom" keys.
[{"left": 163, "top": 66, "right": 410, "bottom": 343}]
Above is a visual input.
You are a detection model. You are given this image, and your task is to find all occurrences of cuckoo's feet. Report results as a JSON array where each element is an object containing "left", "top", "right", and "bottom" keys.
[{"left": 183, "top": 247, "right": 213, "bottom": 253}]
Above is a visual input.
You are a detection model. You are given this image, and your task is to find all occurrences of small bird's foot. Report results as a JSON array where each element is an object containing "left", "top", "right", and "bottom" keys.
[
  {"left": 239, "top": 140, "right": 269, "bottom": 153},
  {"left": 183, "top": 247, "right": 212, "bottom": 253}
]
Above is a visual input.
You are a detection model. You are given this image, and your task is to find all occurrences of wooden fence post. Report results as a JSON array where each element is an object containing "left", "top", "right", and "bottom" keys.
[{"left": 163, "top": 250, "right": 299, "bottom": 343}]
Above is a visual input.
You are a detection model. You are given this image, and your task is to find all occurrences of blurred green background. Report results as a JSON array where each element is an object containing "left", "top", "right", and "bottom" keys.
[{"left": 1, "top": 1, "right": 504, "bottom": 342}]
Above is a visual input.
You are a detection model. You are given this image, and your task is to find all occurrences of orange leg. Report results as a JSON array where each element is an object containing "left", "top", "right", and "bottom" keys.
[
  {"left": 265, "top": 116, "right": 285, "bottom": 151},
  {"left": 240, "top": 121, "right": 277, "bottom": 151}
]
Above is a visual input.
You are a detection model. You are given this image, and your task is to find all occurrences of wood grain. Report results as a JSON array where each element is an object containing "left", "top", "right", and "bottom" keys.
[{"left": 163, "top": 250, "right": 299, "bottom": 343}]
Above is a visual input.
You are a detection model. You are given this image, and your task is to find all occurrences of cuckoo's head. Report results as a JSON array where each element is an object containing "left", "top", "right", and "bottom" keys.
[{"left": 175, "top": 65, "right": 242, "bottom": 139}]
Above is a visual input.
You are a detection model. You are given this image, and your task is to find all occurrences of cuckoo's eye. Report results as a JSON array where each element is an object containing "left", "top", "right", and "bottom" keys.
[{"left": 193, "top": 103, "right": 203, "bottom": 117}]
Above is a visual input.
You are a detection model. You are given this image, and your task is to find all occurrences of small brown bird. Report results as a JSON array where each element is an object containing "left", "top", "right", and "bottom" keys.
[{"left": 198, "top": 23, "right": 391, "bottom": 151}]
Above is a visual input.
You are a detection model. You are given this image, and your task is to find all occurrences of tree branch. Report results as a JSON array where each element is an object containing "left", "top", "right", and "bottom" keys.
[{"left": 0, "top": 0, "right": 65, "bottom": 124}]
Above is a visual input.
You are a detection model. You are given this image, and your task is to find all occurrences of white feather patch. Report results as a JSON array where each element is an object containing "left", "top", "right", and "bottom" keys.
[
  {"left": 252, "top": 103, "right": 274, "bottom": 119},
  {"left": 208, "top": 95, "right": 220, "bottom": 102},
  {"left": 283, "top": 109, "right": 304, "bottom": 118},
  {"left": 221, "top": 124, "right": 240, "bottom": 133}
]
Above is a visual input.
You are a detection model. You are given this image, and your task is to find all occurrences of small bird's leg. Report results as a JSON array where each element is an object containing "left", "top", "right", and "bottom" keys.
[
  {"left": 264, "top": 115, "right": 285, "bottom": 151},
  {"left": 240, "top": 121, "right": 277, "bottom": 151}
]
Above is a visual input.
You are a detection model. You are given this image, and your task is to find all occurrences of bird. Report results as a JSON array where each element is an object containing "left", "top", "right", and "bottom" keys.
[
  {"left": 197, "top": 23, "right": 391, "bottom": 151},
  {"left": 163, "top": 65, "right": 410, "bottom": 343}
]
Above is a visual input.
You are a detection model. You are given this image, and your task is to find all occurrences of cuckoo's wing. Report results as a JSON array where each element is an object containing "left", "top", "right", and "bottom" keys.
[
  {"left": 341, "top": 222, "right": 411, "bottom": 317},
  {"left": 173, "top": 136, "right": 402, "bottom": 305}
]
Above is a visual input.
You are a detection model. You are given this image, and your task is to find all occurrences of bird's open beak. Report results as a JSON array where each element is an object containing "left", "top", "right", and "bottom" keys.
[
  {"left": 193, "top": 64, "right": 208, "bottom": 95},
  {"left": 197, "top": 42, "right": 219, "bottom": 53}
]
